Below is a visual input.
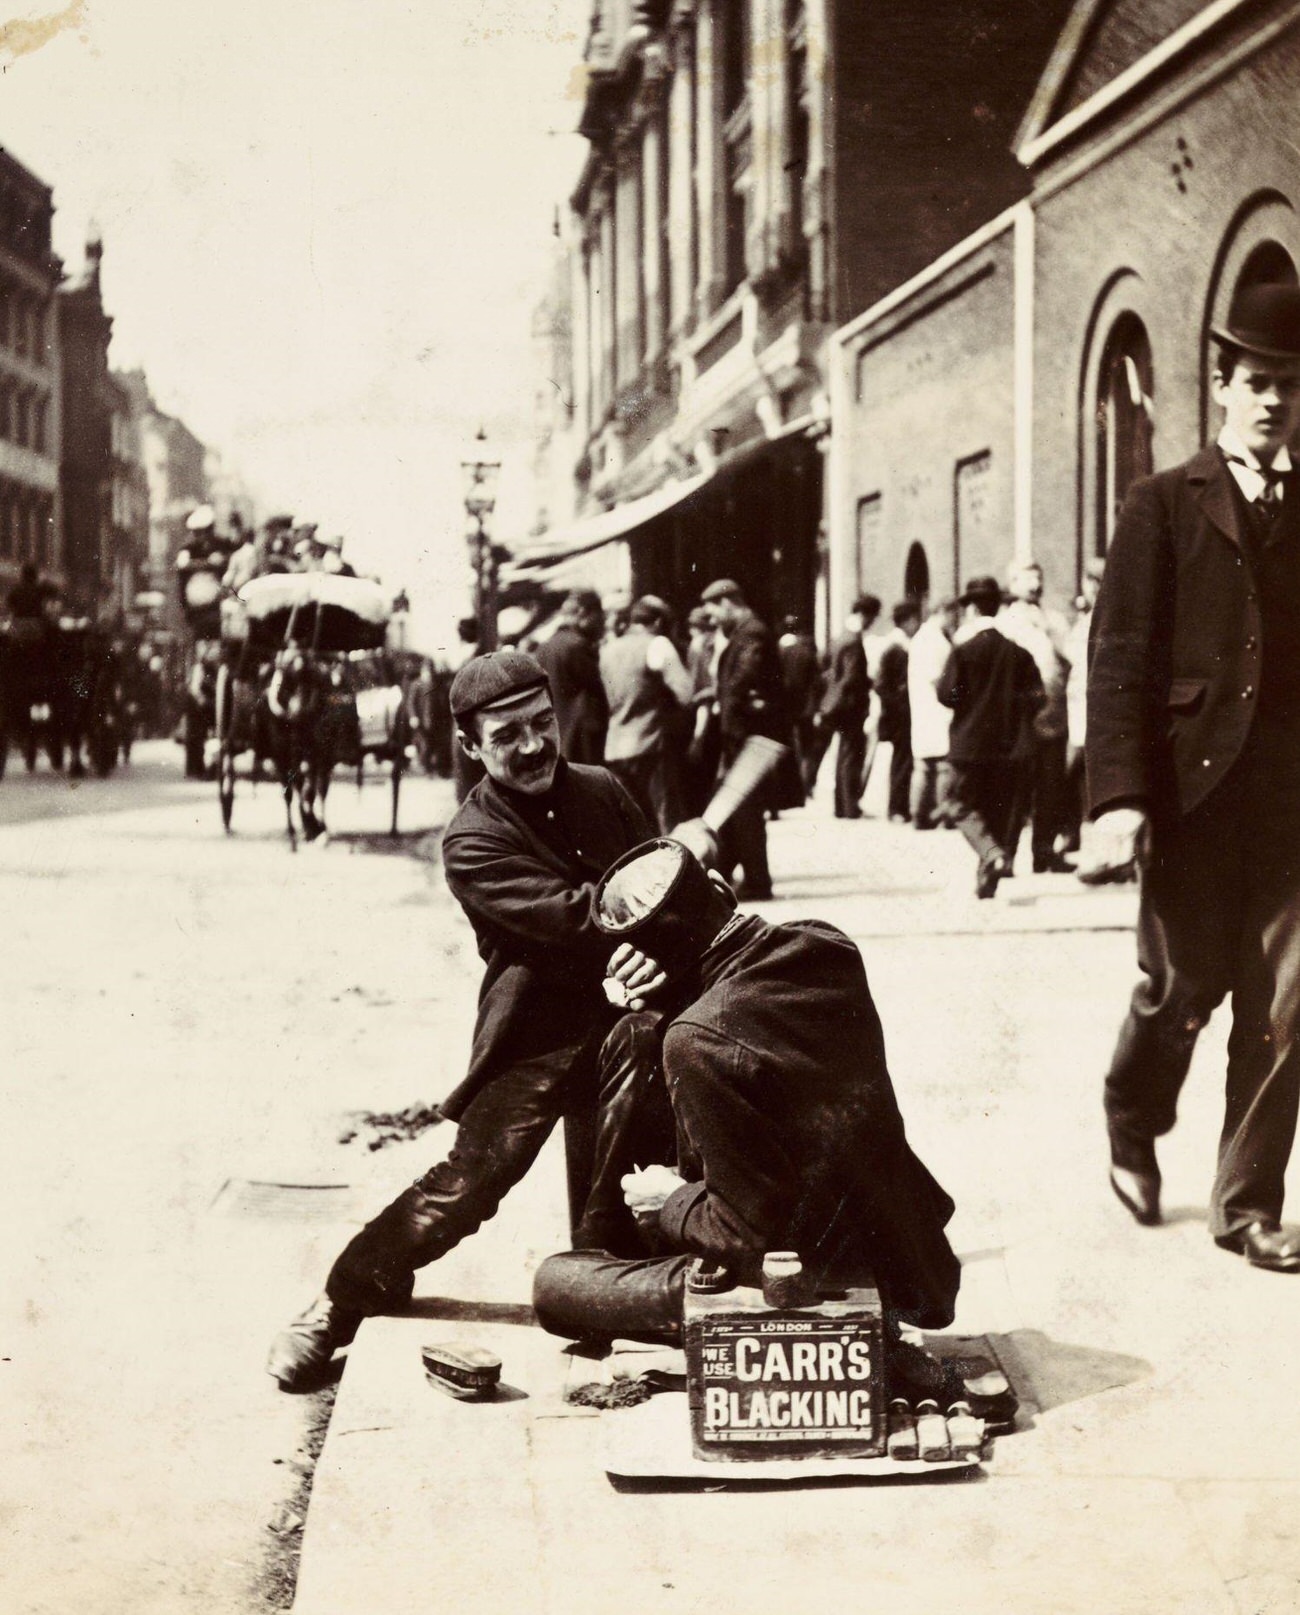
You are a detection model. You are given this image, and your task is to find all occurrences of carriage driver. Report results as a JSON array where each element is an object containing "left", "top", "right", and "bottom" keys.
[{"left": 267, "top": 650, "right": 675, "bottom": 1388}]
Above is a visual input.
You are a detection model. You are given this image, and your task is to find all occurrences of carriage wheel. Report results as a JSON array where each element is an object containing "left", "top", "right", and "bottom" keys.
[
  {"left": 389, "top": 706, "right": 410, "bottom": 836},
  {"left": 214, "top": 665, "right": 236, "bottom": 831},
  {"left": 219, "top": 743, "right": 236, "bottom": 831}
]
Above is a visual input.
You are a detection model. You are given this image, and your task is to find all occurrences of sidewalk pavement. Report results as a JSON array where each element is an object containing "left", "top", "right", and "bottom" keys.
[{"left": 291, "top": 797, "right": 1300, "bottom": 1615}]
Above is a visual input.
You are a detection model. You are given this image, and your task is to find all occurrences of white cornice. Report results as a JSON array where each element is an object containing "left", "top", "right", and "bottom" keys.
[{"left": 1018, "top": 0, "right": 1263, "bottom": 169}]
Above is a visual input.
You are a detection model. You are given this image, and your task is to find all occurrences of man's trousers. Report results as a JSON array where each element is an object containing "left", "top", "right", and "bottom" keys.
[
  {"left": 947, "top": 759, "right": 1024, "bottom": 866},
  {"left": 325, "top": 1012, "right": 668, "bottom": 1316},
  {"left": 1104, "top": 730, "right": 1300, "bottom": 1237},
  {"left": 833, "top": 723, "right": 866, "bottom": 818}
]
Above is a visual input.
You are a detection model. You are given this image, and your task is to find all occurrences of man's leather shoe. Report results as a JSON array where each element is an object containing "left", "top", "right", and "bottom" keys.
[
  {"left": 266, "top": 1293, "right": 363, "bottom": 1390},
  {"left": 975, "top": 852, "right": 1009, "bottom": 900},
  {"left": 1215, "top": 1221, "right": 1300, "bottom": 1272},
  {"left": 1109, "top": 1165, "right": 1162, "bottom": 1226}
]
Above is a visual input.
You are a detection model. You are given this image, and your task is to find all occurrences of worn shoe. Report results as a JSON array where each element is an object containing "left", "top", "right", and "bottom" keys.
[
  {"left": 1215, "top": 1221, "right": 1300, "bottom": 1273},
  {"left": 266, "top": 1293, "right": 363, "bottom": 1390}
]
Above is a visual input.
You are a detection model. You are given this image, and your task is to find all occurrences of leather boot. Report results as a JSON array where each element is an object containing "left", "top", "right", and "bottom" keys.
[{"left": 266, "top": 1292, "right": 363, "bottom": 1390}]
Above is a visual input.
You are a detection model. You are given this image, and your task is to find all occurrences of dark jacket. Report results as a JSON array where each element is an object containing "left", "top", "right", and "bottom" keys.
[
  {"left": 438, "top": 762, "right": 650, "bottom": 1120},
  {"left": 876, "top": 638, "right": 911, "bottom": 746},
  {"left": 779, "top": 633, "right": 821, "bottom": 724},
  {"left": 1086, "top": 446, "right": 1283, "bottom": 820},
  {"left": 937, "top": 623, "right": 1043, "bottom": 765},
  {"left": 657, "top": 915, "right": 960, "bottom": 1329},
  {"left": 818, "top": 632, "right": 870, "bottom": 728},
  {"left": 535, "top": 624, "right": 609, "bottom": 764},
  {"left": 716, "top": 610, "right": 789, "bottom": 756}
]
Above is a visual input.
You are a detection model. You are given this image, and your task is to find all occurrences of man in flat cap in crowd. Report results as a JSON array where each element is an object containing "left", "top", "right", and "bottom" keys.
[
  {"left": 1089, "top": 283, "right": 1300, "bottom": 1271},
  {"left": 817, "top": 594, "right": 879, "bottom": 820},
  {"left": 937, "top": 576, "right": 1044, "bottom": 899},
  {"left": 533, "top": 838, "right": 961, "bottom": 1350},
  {"left": 267, "top": 650, "right": 669, "bottom": 1387},
  {"left": 535, "top": 588, "right": 609, "bottom": 765},
  {"left": 599, "top": 593, "right": 694, "bottom": 833}
]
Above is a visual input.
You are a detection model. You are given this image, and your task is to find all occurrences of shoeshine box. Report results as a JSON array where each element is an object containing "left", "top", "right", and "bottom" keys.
[{"left": 684, "top": 1283, "right": 886, "bottom": 1461}]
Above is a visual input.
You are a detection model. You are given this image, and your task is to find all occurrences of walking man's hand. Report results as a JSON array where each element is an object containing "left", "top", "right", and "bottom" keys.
[{"left": 1078, "top": 806, "right": 1149, "bottom": 884}]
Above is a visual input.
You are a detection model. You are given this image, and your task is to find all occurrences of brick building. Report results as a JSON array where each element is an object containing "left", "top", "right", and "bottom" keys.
[
  {"left": 543, "top": 0, "right": 1068, "bottom": 634},
  {"left": 58, "top": 235, "right": 117, "bottom": 616},
  {"left": 0, "top": 148, "right": 61, "bottom": 605},
  {"left": 830, "top": 0, "right": 1300, "bottom": 621}
]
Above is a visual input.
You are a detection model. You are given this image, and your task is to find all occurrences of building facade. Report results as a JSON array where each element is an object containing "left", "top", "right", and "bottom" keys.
[
  {"left": 830, "top": 0, "right": 1300, "bottom": 621},
  {"left": 549, "top": 0, "right": 1068, "bottom": 635},
  {"left": 117, "top": 369, "right": 208, "bottom": 655},
  {"left": 58, "top": 236, "right": 117, "bottom": 616},
  {"left": 0, "top": 148, "right": 61, "bottom": 605},
  {"left": 107, "top": 372, "right": 151, "bottom": 622}
]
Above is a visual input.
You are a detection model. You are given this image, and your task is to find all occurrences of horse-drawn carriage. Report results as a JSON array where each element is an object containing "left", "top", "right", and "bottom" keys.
[
  {"left": 214, "top": 571, "right": 410, "bottom": 846},
  {"left": 0, "top": 615, "right": 124, "bottom": 779}
]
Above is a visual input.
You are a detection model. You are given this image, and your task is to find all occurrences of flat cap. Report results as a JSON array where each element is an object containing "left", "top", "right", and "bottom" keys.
[
  {"left": 700, "top": 577, "right": 744, "bottom": 604},
  {"left": 449, "top": 649, "right": 550, "bottom": 721}
]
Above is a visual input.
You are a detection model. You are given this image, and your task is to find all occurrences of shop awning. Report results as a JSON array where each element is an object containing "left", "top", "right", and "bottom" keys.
[{"left": 504, "top": 470, "right": 712, "bottom": 579}]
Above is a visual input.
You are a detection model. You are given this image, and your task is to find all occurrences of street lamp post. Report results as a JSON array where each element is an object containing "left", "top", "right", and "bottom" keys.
[{"left": 460, "top": 427, "right": 502, "bottom": 652}]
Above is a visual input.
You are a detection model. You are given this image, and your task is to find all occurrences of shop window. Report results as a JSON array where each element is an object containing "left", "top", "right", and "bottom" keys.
[
  {"left": 1094, "top": 313, "right": 1154, "bottom": 555},
  {"left": 954, "top": 451, "right": 993, "bottom": 588},
  {"left": 855, "top": 493, "right": 882, "bottom": 597}
]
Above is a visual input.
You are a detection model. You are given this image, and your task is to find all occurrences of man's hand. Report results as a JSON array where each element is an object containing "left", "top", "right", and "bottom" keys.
[
  {"left": 1077, "top": 806, "right": 1149, "bottom": 885},
  {"left": 603, "top": 942, "right": 668, "bottom": 1011},
  {"left": 621, "top": 1163, "right": 686, "bottom": 1217},
  {"left": 669, "top": 816, "right": 718, "bottom": 866}
]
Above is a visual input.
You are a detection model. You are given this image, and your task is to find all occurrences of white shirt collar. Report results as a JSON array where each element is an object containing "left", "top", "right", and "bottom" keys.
[{"left": 1218, "top": 424, "right": 1293, "bottom": 475}]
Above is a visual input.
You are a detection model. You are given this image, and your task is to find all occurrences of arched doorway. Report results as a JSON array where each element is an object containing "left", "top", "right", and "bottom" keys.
[
  {"left": 1093, "top": 312, "right": 1155, "bottom": 557},
  {"left": 902, "top": 541, "right": 930, "bottom": 606}
]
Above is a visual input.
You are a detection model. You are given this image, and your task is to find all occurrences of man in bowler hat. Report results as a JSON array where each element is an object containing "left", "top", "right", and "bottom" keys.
[
  {"left": 1089, "top": 283, "right": 1300, "bottom": 1270},
  {"left": 937, "top": 576, "right": 1043, "bottom": 898},
  {"left": 266, "top": 651, "right": 667, "bottom": 1386}
]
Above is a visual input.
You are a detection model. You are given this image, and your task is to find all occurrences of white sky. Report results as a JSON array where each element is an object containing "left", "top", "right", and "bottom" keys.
[{"left": 0, "top": 0, "right": 591, "bottom": 644}]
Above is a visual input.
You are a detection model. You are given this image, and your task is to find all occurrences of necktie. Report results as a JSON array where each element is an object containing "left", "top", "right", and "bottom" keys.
[{"left": 1225, "top": 455, "right": 1290, "bottom": 525}]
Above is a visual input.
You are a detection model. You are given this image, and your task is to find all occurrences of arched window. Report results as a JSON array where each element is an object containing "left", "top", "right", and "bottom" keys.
[
  {"left": 1095, "top": 313, "right": 1154, "bottom": 556},
  {"left": 1234, "top": 239, "right": 1298, "bottom": 294},
  {"left": 903, "top": 541, "right": 930, "bottom": 606}
]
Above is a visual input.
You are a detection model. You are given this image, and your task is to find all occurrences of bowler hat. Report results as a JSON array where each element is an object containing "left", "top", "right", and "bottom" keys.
[
  {"left": 593, "top": 838, "right": 736, "bottom": 980},
  {"left": 959, "top": 575, "right": 1003, "bottom": 609},
  {"left": 700, "top": 578, "right": 744, "bottom": 605},
  {"left": 449, "top": 649, "right": 550, "bottom": 721},
  {"left": 1210, "top": 283, "right": 1300, "bottom": 361}
]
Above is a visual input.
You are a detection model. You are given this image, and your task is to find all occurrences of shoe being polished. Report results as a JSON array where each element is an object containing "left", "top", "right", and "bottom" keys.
[
  {"left": 266, "top": 1293, "right": 363, "bottom": 1389},
  {"left": 1215, "top": 1221, "right": 1300, "bottom": 1273},
  {"left": 974, "top": 852, "right": 1009, "bottom": 900}
]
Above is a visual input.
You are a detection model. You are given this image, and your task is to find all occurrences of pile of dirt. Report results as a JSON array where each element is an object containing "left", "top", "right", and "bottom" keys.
[{"left": 337, "top": 1101, "right": 445, "bottom": 1151}]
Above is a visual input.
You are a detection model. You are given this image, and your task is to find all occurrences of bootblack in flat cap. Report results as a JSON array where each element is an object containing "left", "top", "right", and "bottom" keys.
[{"left": 449, "top": 650, "right": 550, "bottom": 721}]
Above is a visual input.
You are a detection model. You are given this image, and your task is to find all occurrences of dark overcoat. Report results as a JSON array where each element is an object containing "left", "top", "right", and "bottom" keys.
[
  {"left": 438, "top": 762, "right": 650, "bottom": 1120},
  {"left": 657, "top": 915, "right": 960, "bottom": 1329},
  {"left": 535, "top": 624, "right": 609, "bottom": 764},
  {"left": 818, "top": 632, "right": 870, "bottom": 730},
  {"left": 716, "top": 612, "right": 789, "bottom": 755},
  {"left": 1086, "top": 446, "right": 1271, "bottom": 821},
  {"left": 936, "top": 626, "right": 1042, "bottom": 764}
]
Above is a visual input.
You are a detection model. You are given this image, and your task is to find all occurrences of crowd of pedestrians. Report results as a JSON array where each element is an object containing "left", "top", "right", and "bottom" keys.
[{"left": 493, "top": 556, "right": 1108, "bottom": 904}]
